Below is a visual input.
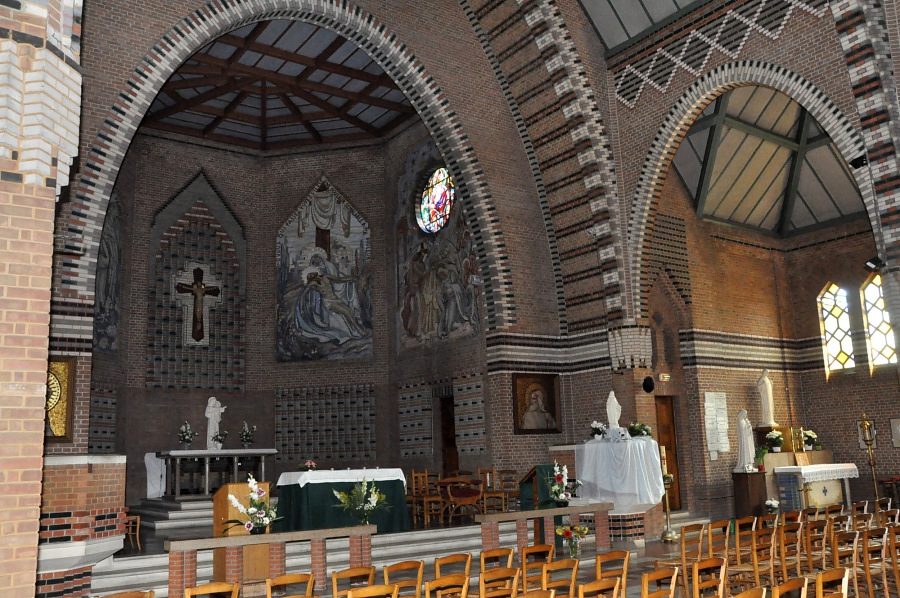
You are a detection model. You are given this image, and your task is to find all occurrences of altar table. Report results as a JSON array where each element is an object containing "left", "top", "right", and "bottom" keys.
[
  {"left": 275, "top": 468, "right": 411, "bottom": 533},
  {"left": 575, "top": 437, "right": 665, "bottom": 510},
  {"left": 156, "top": 448, "right": 278, "bottom": 499},
  {"left": 773, "top": 463, "right": 858, "bottom": 510}
]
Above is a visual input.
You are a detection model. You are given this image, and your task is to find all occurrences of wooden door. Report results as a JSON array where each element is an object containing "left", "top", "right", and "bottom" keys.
[
  {"left": 440, "top": 397, "right": 459, "bottom": 476},
  {"left": 654, "top": 396, "right": 682, "bottom": 511}
]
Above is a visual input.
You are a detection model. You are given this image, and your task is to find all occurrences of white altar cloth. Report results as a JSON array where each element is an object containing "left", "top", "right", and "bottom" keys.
[
  {"left": 277, "top": 467, "right": 406, "bottom": 488},
  {"left": 145, "top": 452, "right": 166, "bottom": 499},
  {"left": 575, "top": 437, "right": 665, "bottom": 509},
  {"left": 773, "top": 463, "right": 859, "bottom": 482}
]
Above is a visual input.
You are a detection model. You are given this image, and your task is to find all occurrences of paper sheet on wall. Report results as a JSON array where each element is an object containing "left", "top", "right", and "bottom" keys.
[{"left": 704, "top": 392, "right": 730, "bottom": 460}]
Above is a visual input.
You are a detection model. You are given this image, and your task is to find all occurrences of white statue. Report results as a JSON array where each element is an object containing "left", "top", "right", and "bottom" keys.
[
  {"left": 756, "top": 369, "right": 777, "bottom": 428},
  {"left": 606, "top": 390, "right": 622, "bottom": 429},
  {"left": 205, "top": 396, "right": 226, "bottom": 450},
  {"left": 734, "top": 409, "right": 756, "bottom": 473}
]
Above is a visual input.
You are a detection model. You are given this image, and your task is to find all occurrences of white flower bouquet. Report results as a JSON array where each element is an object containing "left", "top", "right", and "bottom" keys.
[
  {"left": 766, "top": 430, "right": 784, "bottom": 448},
  {"left": 178, "top": 421, "right": 198, "bottom": 445},
  {"left": 239, "top": 421, "right": 256, "bottom": 445},
  {"left": 225, "top": 474, "right": 280, "bottom": 534},
  {"left": 333, "top": 479, "right": 387, "bottom": 525},
  {"left": 590, "top": 420, "right": 607, "bottom": 438}
]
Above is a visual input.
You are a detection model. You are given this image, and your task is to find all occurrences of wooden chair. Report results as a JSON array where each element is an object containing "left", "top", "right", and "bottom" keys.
[
  {"left": 578, "top": 578, "right": 619, "bottom": 598},
  {"left": 853, "top": 501, "right": 870, "bottom": 516},
  {"left": 757, "top": 515, "right": 778, "bottom": 529},
  {"left": 803, "top": 507, "right": 820, "bottom": 522},
  {"left": 480, "top": 567, "right": 521, "bottom": 598},
  {"left": 855, "top": 526, "right": 888, "bottom": 598},
  {"left": 435, "top": 553, "right": 473, "bottom": 578},
  {"left": 826, "top": 531, "right": 859, "bottom": 598},
  {"left": 266, "top": 573, "right": 314, "bottom": 598},
  {"left": 421, "top": 472, "right": 444, "bottom": 527},
  {"left": 887, "top": 525, "right": 900, "bottom": 598},
  {"left": 407, "top": 470, "right": 421, "bottom": 526},
  {"left": 827, "top": 515, "right": 851, "bottom": 539},
  {"left": 691, "top": 557, "right": 726, "bottom": 598},
  {"left": 733, "top": 516, "right": 757, "bottom": 566},
  {"left": 521, "top": 544, "right": 555, "bottom": 593},
  {"left": 777, "top": 521, "right": 805, "bottom": 583},
  {"left": 771, "top": 577, "right": 808, "bottom": 598},
  {"left": 124, "top": 514, "right": 142, "bottom": 551},
  {"left": 732, "top": 588, "right": 765, "bottom": 598},
  {"left": 498, "top": 469, "right": 521, "bottom": 511},
  {"left": 804, "top": 519, "right": 829, "bottom": 574},
  {"left": 521, "top": 591, "right": 555, "bottom": 598},
  {"left": 657, "top": 523, "right": 705, "bottom": 598},
  {"left": 104, "top": 592, "right": 154, "bottom": 598},
  {"left": 782, "top": 512, "right": 803, "bottom": 525},
  {"left": 349, "top": 586, "right": 401, "bottom": 598},
  {"left": 814, "top": 568, "right": 850, "bottom": 598},
  {"left": 876, "top": 509, "right": 898, "bottom": 527},
  {"left": 479, "top": 467, "right": 507, "bottom": 513},
  {"left": 729, "top": 526, "right": 777, "bottom": 591},
  {"left": 853, "top": 513, "right": 874, "bottom": 531},
  {"left": 441, "top": 477, "right": 483, "bottom": 524},
  {"left": 184, "top": 582, "right": 240, "bottom": 598},
  {"left": 707, "top": 520, "right": 730, "bottom": 561},
  {"left": 641, "top": 568, "right": 679, "bottom": 598},
  {"left": 875, "top": 498, "right": 892, "bottom": 512},
  {"left": 425, "top": 574, "right": 469, "bottom": 598},
  {"left": 542, "top": 559, "right": 579, "bottom": 598},
  {"left": 333, "top": 566, "right": 377, "bottom": 598},
  {"left": 482, "top": 548, "right": 515, "bottom": 571},
  {"left": 384, "top": 560, "right": 424, "bottom": 598},
  {"left": 595, "top": 550, "right": 630, "bottom": 598}
]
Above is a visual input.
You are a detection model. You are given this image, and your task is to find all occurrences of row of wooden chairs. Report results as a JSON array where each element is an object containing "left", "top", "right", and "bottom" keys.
[{"left": 407, "top": 469, "right": 519, "bottom": 528}]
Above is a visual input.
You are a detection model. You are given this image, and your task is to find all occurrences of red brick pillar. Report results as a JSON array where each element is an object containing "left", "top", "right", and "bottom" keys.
[
  {"left": 169, "top": 549, "right": 197, "bottom": 598},
  {"left": 269, "top": 542, "right": 286, "bottom": 578},
  {"left": 224, "top": 546, "right": 242, "bottom": 583},
  {"left": 349, "top": 534, "right": 372, "bottom": 567},
  {"left": 543, "top": 516, "right": 555, "bottom": 544},
  {"left": 516, "top": 520, "right": 530, "bottom": 553},
  {"left": 481, "top": 521, "right": 500, "bottom": 550},
  {"left": 593, "top": 509, "right": 611, "bottom": 551},
  {"left": 310, "top": 538, "right": 327, "bottom": 592}
]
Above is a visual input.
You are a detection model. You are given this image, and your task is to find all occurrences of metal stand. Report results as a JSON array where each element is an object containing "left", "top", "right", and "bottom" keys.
[
  {"left": 861, "top": 412, "right": 880, "bottom": 503},
  {"left": 661, "top": 475, "right": 678, "bottom": 543}
]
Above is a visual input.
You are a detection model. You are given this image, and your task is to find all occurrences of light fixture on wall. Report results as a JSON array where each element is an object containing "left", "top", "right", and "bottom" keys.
[
  {"left": 658, "top": 373, "right": 671, "bottom": 382},
  {"left": 865, "top": 256, "right": 885, "bottom": 272}
]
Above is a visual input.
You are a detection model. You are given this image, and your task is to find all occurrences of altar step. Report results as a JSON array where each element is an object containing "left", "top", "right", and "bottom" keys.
[
  {"left": 92, "top": 522, "right": 519, "bottom": 597},
  {"left": 129, "top": 498, "right": 216, "bottom": 531}
]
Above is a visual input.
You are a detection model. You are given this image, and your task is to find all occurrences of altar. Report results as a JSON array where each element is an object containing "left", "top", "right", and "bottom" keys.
[
  {"left": 156, "top": 448, "right": 278, "bottom": 499},
  {"left": 275, "top": 468, "right": 411, "bottom": 534},
  {"left": 574, "top": 437, "right": 665, "bottom": 510},
  {"left": 773, "top": 463, "right": 858, "bottom": 510}
]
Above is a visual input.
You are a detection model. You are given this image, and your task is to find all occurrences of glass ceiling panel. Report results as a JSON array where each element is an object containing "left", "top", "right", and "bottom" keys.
[{"left": 579, "top": 0, "right": 710, "bottom": 51}]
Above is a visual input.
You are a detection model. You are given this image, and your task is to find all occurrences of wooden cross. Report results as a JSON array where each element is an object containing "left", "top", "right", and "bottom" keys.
[{"left": 175, "top": 267, "right": 221, "bottom": 342}]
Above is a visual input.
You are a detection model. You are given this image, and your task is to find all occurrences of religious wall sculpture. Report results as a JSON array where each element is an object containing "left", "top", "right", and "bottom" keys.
[
  {"left": 395, "top": 140, "right": 481, "bottom": 349},
  {"left": 94, "top": 193, "right": 122, "bottom": 351},
  {"left": 276, "top": 177, "right": 373, "bottom": 361}
]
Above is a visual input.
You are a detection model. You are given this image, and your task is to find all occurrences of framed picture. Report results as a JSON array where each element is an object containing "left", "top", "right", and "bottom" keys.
[
  {"left": 45, "top": 357, "right": 76, "bottom": 442},
  {"left": 857, "top": 420, "right": 877, "bottom": 450},
  {"left": 891, "top": 419, "right": 900, "bottom": 448},
  {"left": 512, "top": 373, "right": 561, "bottom": 434}
]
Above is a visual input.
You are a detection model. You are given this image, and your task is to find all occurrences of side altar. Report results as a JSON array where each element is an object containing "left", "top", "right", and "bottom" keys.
[{"left": 156, "top": 448, "right": 278, "bottom": 499}]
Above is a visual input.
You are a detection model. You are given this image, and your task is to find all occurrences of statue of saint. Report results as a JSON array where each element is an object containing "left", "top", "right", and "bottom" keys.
[
  {"left": 606, "top": 390, "right": 622, "bottom": 430},
  {"left": 734, "top": 409, "right": 756, "bottom": 472},
  {"left": 756, "top": 369, "right": 777, "bottom": 428},
  {"left": 205, "top": 396, "right": 226, "bottom": 450}
]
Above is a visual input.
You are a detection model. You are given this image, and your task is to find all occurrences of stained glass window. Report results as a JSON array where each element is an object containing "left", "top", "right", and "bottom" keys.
[
  {"left": 416, "top": 167, "right": 455, "bottom": 233},
  {"left": 818, "top": 283, "right": 855, "bottom": 376},
  {"left": 861, "top": 274, "right": 896, "bottom": 368}
]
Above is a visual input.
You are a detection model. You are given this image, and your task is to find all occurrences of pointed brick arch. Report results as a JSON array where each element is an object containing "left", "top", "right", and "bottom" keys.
[
  {"left": 62, "top": 0, "right": 515, "bottom": 339},
  {"left": 628, "top": 61, "right": 876, "bottom": 320}
]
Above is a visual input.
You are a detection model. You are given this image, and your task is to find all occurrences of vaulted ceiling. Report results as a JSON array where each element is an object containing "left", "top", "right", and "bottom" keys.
[
  {"left": 579, "top": 0, "right": 710, "bottom": 53},
  {"left": 142, "top": 20, "right": 416, "bottom": 150},
  {"left": 671, "top": 85, "right": 866, "bottom": 236}
]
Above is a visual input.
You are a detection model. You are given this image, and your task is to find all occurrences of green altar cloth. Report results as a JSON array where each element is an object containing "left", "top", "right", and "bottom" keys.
[{"left": 275, "top": 478, "right": 410, "bottom": 533}]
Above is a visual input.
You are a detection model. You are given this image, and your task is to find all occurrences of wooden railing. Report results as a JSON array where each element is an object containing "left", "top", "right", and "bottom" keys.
[
  {"left": 475, "top": 501, "right": 614, "bottom": 554},
  {"left": 165, "top": 525, "right": 375, "bottom": 598}
]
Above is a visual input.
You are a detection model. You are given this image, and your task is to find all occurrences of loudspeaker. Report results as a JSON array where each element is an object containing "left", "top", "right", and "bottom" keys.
[{"left": 642, "top": 376, "right": 655, "bottom": 394}]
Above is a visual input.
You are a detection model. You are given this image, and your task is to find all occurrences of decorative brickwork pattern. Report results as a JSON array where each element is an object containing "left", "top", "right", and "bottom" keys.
[
  {"left": 275, "top": 385, "right": 376, "bottom": 462},
  {"left": 485, "top": 331, "right": 610, "bottom": 373},
  {"left": 398, "top": 381, "right": 433, "bottom": 458},
  {"left": 36, "top": 565, "right": 90, "bottom": 598},
  {"left": 88, "top": 385, "right": 116, "bottom": 454},
  {"left": 62, "top": 0, "right": 515, "bottom": 333},
  {"left": 680, "top": 329, "right": 824, "bottom": 370},
  {"left": 453, "top": 372, "right": 487, "bottom": 455},
  {"left": 645, "top": 214, "right": 692, "bottom": 305}
]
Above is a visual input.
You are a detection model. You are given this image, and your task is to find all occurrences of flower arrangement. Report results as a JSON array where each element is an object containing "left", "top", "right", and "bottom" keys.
[
  {"left": 802, "top": 429, "right": 818, "bottom": 446},
  {"left": 590, "top": 420, "right": 607, "bottom": 438},
  {"left": 225, "top": 474, "right": 280, "bottom": 534},
  {"left": 547, "top": 460, "right": 581, "bottom": 504},
  {"left": 765, "top": 498, "right": 779, "bottom": 514},
  {"left": 212, "top": 430, "right": 228, "bottom": 445},
  {"left": 556, "top": 524, "right": 589, "bottom": 557},
  {"left": 766, "top": 430, "right": 784, "bottom": 449},
  {"left": 333, "top": 479, "right": 387, "bottom": 524},
  {"left": 628, "top": 421, "right": 652, "bottom": 437},
  {"left": 303, "top": 459, "right": 317, "bottom": 471},
  {"left": 754, "top": 446, "right": 768, "bottom": 471},
  {"left": 239, "top": 421, "right": 256, "bottom": 446},
  {"left": 178, "top": 421, "right": 198, "bottom": 445}
]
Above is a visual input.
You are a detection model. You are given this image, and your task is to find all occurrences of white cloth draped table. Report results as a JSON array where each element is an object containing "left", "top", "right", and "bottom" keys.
[
  {"left": 276, "top": 467, "right": 406, "bottom": 488},
  {"left": 575, "top": 437, "right": 665, "bottom": 510},
  {"left": 772, "top": 463, "right": 859, "bottom": 482},
  {"left": 145, "top": 452, "right": 166, "bottom": 499}
]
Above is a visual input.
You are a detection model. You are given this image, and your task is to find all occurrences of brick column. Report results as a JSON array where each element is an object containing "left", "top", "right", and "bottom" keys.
[
  {"left": 542, "top": 516, "right": 555, "bottom": 544},
  {"left": 348, "top": 534, "right": 372, "bottom": 568},
  {"left": 224, "top": 546, "right": 242, "bottom": 583},
  {"left": 593, "top": 509, "right": 611, "bottom": 551},
  {"left": 168, "top": 549, "right": 198, "bottom": 598},
  {"left": 269, "top": 542, "right": 286, "bottom": 578},
  {"left": 481, "top": 521, "right": 500, "bottom": 550},
  {"left": 310, "top": 538, "right": 327, "bottom": 593},
  {"left": 516, "top": 520, "right": 530, "bottom": 554}
]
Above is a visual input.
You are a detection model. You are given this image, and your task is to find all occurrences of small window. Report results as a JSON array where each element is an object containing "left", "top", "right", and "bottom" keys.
[
  {"left": 818, "top": 282, "right": 855, "bottom": 376},
  {"left": 416, "top": 167, "right": 455, "bottom": 233},
  {"left": 861, "top": 274, "right": 897, "bottom": 368}
]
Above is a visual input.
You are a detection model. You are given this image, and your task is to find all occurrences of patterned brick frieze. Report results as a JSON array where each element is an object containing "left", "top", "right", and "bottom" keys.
[
  {"left": 453, "top": 371, "right": 487, "bottom": 455},
  {"left": 484, "top": 330, "right": 610, "bottom": 373},
  {"left": 397, "top": 381, "right": 433, "bottom": 458},
  {"left": 679, "top": 329, "right": 825, "bottom": 371},
  {"left": 60, "top": 0, "right": 515, "bottom": 333}
]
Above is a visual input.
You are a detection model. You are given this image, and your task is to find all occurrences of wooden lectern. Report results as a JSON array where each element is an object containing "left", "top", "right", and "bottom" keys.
[{"left": 213, "top": 482, "right": 271, "bottom": 582}]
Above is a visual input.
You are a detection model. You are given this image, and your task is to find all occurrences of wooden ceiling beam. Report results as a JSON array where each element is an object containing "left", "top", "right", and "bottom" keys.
[
  {"left": 148, "top": 76, "right": 259, "bottom": 121},
  {"left": 164, "top": 75, "right": 232, "bottom": 90},
  {"left": 180, "top": 102, "right": 330, "bottom": 126},
  {"left": 260, "top": 80, "right": 268, "bottom": 150},
  {"left": 203, "top": 90, "right": 250, "bottom": 135},
  {"left": 288, "top": 86, "right": 380, "bottom": 136},
  {"left": 280, "top": 93, "right": 322, "bottom": 143},
  {"left": 142, "top": 121, "right": 265, "bottom": 150}
]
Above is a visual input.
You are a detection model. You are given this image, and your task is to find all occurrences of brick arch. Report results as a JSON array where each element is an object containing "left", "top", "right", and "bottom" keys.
[
  {"left": 65, "top": 0, "right": 515, "bottom": 331},
  {"left": 628, "top": 60, "right": 876, "bottom": 319}
]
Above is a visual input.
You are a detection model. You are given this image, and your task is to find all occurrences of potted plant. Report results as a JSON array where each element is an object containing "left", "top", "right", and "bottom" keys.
[
  {"left": 178, "top": 421, "right": 198, "bottom": 449},
  {"left": 627, "top": 422, "right": 652, "bottom": 438},
  {"left": 239, "top": 421, "right": 256, "bottom": 448},
  {"left": 212, "top": 429, "right": 228, "bottom": 450},
  {"left": 590, "top": 420, "right": 607, "bottom": 439},
  {"left": 766, "top": 430, "right": 784, "bottom": 453},
  {"left": 765, "top": 498, "right": 779, "bottom": 514},
  {"left": 802, "top": 429, "right": 818, "bottom": 451},
  {"left": 754, "top": 446, "right": 768, "bottom": 472}
]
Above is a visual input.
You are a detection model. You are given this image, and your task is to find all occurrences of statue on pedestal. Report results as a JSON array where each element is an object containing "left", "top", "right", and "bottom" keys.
[
  {"left": 734, "top": 409, "right": 756, "bottom": 473},
  {"left": 606, "top": 391, "right": 629, "bottom": 440},
  {"left": 756, "top": 369, "right": 777, "bottom": 428},
  {"left": 205, "top": 396, "right": 226, "bottom": 450}
]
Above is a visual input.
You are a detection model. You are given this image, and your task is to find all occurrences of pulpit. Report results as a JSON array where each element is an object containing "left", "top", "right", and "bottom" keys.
[{"left": 212, "top": 482, "right": 270, "bottom": 582}]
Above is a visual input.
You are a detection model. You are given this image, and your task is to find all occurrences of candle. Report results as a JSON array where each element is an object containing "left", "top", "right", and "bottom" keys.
[{"left": 660, "top": 445, "right": 668, "bottom": 474}]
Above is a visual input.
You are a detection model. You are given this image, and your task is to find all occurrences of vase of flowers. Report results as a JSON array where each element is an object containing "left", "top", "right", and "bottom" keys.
[
  {"left": 802, "top": 429, "right": 817, "bottom": 451},
  {"left": 590, "top": 421, "right": 607, "bottom": 439},
  {"left": 765, "top": 498, "right": 779, "bottom": 514},
  {"left": 546, "top": 461, "right": 581, "bottom": 507},
  {"left": 301, "top": 459, "right": 317, "bottom": 471},
  {"left": 766, "top": 430, "right": 784, "bottom": 452},
  {"left": 178, "top": 421, "right": 198, "bottom": 449},
  {"left": 224, "top": 474, "right": 280, "bottom": 534},
  {"left": 628, "top": 422, "right": 652, "bottom": 438},
  {"left": 239, "top": 421, "right": 256, "bottom": 448},
  {"left": 333, "top": 479, "right": 387, "bottom": 525},
  {"left": 212, "top": 429, "right": 228, "bottom": 450},
  {"left": 556, "top": 524, "right": 589, "bottom": 558}
]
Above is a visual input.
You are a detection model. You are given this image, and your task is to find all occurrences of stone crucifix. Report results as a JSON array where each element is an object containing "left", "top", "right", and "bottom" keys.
[{"left": 175, "top": 266, "right": 221, "bottom": 343}]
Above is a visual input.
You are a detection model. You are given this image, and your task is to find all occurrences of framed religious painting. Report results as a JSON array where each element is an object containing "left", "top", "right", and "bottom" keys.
[
  {"left": 512, "top": 373, "right": 561, "bottom": 434},
  {"left": 45, "top": 357, "right": 75, "bottom": 443}
]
